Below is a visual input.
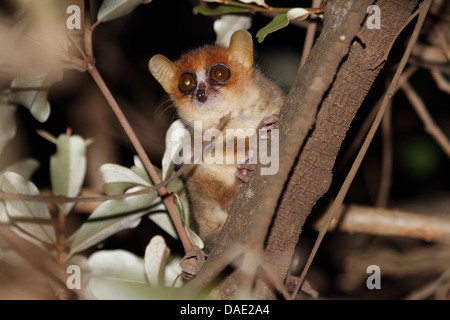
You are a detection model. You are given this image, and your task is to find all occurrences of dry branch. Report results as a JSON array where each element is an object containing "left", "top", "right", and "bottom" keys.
[{"left": 316, "top": 204, "right": 450, "bottom": 243}]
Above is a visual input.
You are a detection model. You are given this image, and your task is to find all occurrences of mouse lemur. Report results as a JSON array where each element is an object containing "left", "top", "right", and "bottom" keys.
[{"left": 149, "top": 30, "right": 285, "bottom": 249}]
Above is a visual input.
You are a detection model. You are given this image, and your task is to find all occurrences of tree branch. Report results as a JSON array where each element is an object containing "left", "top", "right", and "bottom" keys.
[{"left": 316, "top": 203, "right": 450, "bottom": 242}]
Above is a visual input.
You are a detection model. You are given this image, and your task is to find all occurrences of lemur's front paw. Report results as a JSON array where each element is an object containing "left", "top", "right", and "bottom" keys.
[
  {"left": 257, "top": 114, "right": 280, "bottom": 139},
  {"left": 235, "top": 114, "right": 280, "bottom": 183}
]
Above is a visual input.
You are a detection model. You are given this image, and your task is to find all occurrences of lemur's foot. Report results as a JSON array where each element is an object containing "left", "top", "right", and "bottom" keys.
[{"left": 235, "top": 156, "right": 257, "bottom": 183}]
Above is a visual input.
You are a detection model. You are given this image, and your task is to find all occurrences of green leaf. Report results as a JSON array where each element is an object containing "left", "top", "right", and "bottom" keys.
[
  {"left": 98, "top": 163, "right": 151, "bottom": 196},
  {"left": 86, "top": 249, "right": 186, "bottom": 299},
  {"left": 256, "top": 13, "right": 289, "bottom": 43},
  {"left": 0, "top": 159, "right": 43, "bottom": 245},
  {"left": 130, "top": 155, "right": 151, "bottom": 183},
  {"left": 8, "top": 68, "right": 63, "bottom": 123},
  {"left": 50, "top": 134, "right": 87, "bottom": 215},
  {"left": 86, "top": 277, "right": 156, "bottom": 299},
  {"left": 148, "top": 211, "right": 177, "bottom": 239},
  {"left": 88, "top": 249, "right": 147, "bottom": 283},
  {"left": 0, "top": 98, "right": 17, "bottom": 154},
  {"left": 161, "top": 120, "right": 187, "bottom": 181},
  {"left": 193, "top": 5, "right": 251, "bottom": 16},
  {"left": 144, "top": 235, "right": 170, "bottom": 287},
  {"left": 86, "top": 249, "right": 158, "bottom": 299},
  {"left": 97, "top": 0, "right": 153, "bottom": 23},
  {"left": 256, "top": 8, "right": 310, "bottom": 43},
  {"left": 70, "top": 187, "right": 158, "bottom": 254},
  {"left": 0, "top": 172, "right": 56, "bottom": 244}
]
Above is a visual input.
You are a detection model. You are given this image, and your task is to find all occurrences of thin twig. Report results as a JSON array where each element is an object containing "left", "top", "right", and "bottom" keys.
[
  {"left": 401, "top": 80, "right": 450, "bottom": 159},
  {"left": 291, "top": 0, "right": 433, "bottom": 299},
  {"left": 376, "top": 97, "right": 392, "bottom": 207},
  {"left": 0, "top": 164, "right": 186, "bottom": 204},
  {"left": 430, "top": 69, "right": 450, "bottom": 94},
  {"left": 67, "top": 31, "right": 89, "bottom": 63},
  {"left": 299, "top": 0, "right": 322, "bottom": 70}
]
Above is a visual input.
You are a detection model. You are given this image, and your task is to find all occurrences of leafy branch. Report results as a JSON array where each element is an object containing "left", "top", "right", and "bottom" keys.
[
  {"left": 194, "top": 0, "right": 324, "bottom": 42},
  {"left": 0, "top": 0, "right": 197, "bottom": 291}
]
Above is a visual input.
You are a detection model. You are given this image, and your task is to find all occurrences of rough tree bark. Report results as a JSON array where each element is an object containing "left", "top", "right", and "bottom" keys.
[
  {"left": 255, "top": 0, "right": 419, "bottom": 299},
  {"left": 186, "top": 0, "right": 420, "bottom": 299}
]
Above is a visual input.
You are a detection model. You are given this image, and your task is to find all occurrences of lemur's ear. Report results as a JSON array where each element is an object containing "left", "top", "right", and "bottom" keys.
[
  {"left": 228, "top": 30, "right": 253, "bottom": 70},
  {"left": 149, "top": 54, "right": 177, "bottom": 94}
]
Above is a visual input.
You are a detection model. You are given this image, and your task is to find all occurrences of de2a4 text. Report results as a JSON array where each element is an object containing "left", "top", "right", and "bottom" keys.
[{"left": 224, "top": 304, "right": 270, "bottom": 315}]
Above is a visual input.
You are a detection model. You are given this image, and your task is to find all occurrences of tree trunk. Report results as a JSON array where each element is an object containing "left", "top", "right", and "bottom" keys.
[{"left": 255, "top": 0, "right": 419, "bottom": 299}]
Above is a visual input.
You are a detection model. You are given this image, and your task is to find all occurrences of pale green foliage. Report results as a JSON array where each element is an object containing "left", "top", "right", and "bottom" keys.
[
  {"left": 50, "top": 134, "right": 88, "bottom": 215},
  {"left": 144, "top": 235, "right": 170, "bottom": 287},
  {"left": 99, "top": 163, "right": 152, "bottom": 196},
  {"left": 194, "top": 1, "right": 314, "bottom": 43},
  {"left": 0, "top": 172, "right": 56, "bottom": 244},
  {"left": 0, "top": 99, "right": 17, "bottom": 155},
  {"left": 0, "top": 0, "right": 246, "bottom": 299},
  {"left": 256, "top": 8, "right": 310, "bottom": 43},
  {"left": 84, "top": 242, "right": 184, "bottom": 299},
  {"left": 8, "top": 68, "right": 63, "bottom": 123},
  {"left": 97, "top": 0, "right": 153, "bottom": 23},
  {"left": 70, "top": 186, "right": 158, "bottom": 254}
]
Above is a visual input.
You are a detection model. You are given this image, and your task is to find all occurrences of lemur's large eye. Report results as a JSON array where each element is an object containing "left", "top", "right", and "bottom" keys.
[
  {"left": 210, "top": 64, "right": 230, "bottom": 84},
  {"left": 178, "top": 73, "right": 196, "bottom": 93}
]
